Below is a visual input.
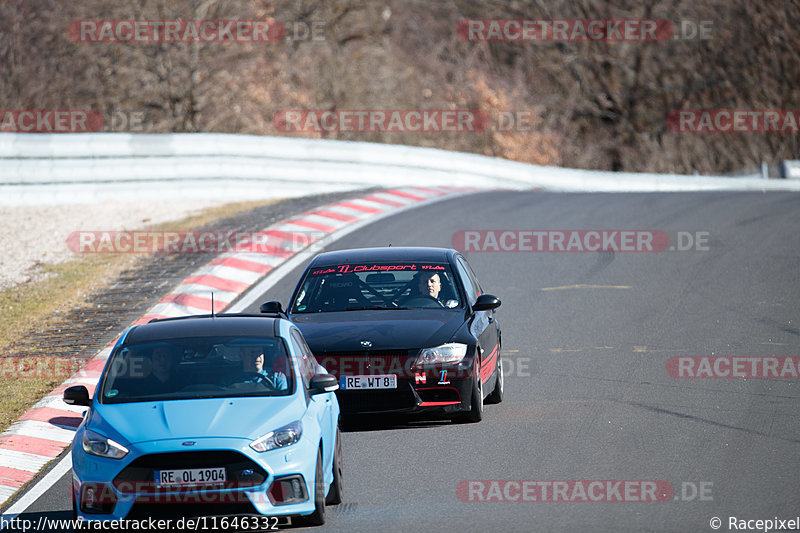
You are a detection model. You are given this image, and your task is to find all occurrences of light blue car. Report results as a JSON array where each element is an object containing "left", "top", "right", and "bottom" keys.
[{"left": 64, "top": 313, "right": 342, "bottom": 527}]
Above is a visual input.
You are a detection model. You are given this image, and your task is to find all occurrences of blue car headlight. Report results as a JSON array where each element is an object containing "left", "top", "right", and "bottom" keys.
[
  {"left": 414, "top": 343, "right": 468, "bottom": 366},
  {"left": 82, "top": 429, "right": 129, "bottom": 459},
  {"left": 250, "top": 421, "right": 303, "bottom": 453}
]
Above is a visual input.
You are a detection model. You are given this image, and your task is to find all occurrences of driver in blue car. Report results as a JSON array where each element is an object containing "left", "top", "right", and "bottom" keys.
[{"left": 239, "top": 345, "right": 289, "bottom": 390}]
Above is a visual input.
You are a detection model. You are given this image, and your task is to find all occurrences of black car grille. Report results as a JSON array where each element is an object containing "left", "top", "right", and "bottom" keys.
[
  {"left": 417, "top": 387, "right": 462, "bottom": 404},
  {"left": 336, "top": 386, "right": 418, "bottom": 413},
  {"left": 319, "top": 350, "right": 409, "bottom": 357},
  {"left": 315, "top": 350, "right": 416, "bottom": 378}
]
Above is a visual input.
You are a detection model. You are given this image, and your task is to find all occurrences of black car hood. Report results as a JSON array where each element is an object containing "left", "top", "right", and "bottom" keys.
[{"left": 290, "top": 309, "right": 465, "bottom": 352}]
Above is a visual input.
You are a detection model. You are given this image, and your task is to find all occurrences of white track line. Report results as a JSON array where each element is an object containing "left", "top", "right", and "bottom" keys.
[{"left": 0, "top": 453, "right": 72, "bottom": 529}]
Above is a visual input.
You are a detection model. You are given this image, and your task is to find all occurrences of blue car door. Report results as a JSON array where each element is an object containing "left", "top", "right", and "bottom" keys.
[{"left": 290, "top": 328, "right": 335, "bottom": 466}]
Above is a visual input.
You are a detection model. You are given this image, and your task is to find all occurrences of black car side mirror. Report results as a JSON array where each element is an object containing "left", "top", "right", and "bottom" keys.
[
  {"left": 309, "top": 374, "right": 339, "bottom": 395},
  {"left": 260, "top": 301, "right": 284, "bottom": 314},
  {"left": 472, "top": 294, "right": 501, "bottom": 312},
  {"left": 64, "top": 385, "right": 92, "bottom": 406}
]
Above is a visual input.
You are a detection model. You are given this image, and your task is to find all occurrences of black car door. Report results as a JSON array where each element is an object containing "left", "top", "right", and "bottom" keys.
[{"left": 455, "top": 255, "right": 500, "bottom": 389}]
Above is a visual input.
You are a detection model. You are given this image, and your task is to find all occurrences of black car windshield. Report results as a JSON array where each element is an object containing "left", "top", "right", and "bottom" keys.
[
  {"left": 290, "top": 262, "right": 462, "bottom": 313},
  {"left": 99, "top": 336, "right": 294, "bottom": 404}
]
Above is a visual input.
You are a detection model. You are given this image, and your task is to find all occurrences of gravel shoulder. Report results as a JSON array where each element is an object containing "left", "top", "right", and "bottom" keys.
[{"left": 0, "top": 200, "right": 225, "bottom": 290}]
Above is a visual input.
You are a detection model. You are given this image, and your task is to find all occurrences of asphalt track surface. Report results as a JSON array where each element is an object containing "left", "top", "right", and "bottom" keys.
[{"left": 8, "top": 190, "right": 800, "bottom": 532}]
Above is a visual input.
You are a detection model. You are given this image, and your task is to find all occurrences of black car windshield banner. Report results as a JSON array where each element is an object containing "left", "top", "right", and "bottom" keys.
[{"left": 310, "top": 263, "right": 447, "bottom": 275}]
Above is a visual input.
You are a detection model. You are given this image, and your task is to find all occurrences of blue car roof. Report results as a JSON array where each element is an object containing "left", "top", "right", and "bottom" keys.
[{"left": 124, "top": 316, "right": 281, "bottom": 344}]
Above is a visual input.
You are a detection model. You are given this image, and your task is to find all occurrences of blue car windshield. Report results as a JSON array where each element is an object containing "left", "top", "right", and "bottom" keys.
[
  {"left": 290, "top": 262, "right": 462, "bottom": 313},
  {"left": 99, "top": 336, "right": 295, "bottom": 404}
]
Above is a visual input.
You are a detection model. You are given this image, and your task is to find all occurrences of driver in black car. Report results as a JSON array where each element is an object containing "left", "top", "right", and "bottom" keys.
[
  {"left": 237, "top": 345, "right": 289, "bottom": 390},
  {"left": 419, "top": 271, "right": 442, "bottom": 300},
  {"left": 403, "top": 271, "right": 459, "bottom": 308}
]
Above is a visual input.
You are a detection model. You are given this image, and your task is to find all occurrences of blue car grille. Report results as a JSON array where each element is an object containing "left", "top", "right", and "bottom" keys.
[{"left": 114, "top": 450, "right": 267, "bottom": 494}]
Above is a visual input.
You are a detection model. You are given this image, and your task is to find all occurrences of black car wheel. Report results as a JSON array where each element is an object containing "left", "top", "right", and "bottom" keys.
[
  {"left": 296, "top": 448, "right": 326, "bottom": 526},
  {"left": 325, "top": 427, "right": 343, "bottom": 505},
  {"left": 455, "top": 371, "right": 483, "bottom": 423},
  {"left": 485, "top": 353, "right": 503, "bottom": 404}
]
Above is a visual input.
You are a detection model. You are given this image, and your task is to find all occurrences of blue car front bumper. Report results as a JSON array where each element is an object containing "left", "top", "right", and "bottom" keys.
[{"left": 71, "top": 432, "right": 322, "bottom": 522}]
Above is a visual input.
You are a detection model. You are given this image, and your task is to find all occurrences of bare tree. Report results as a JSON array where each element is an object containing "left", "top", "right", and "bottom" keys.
[{"left": 1, "top": 0, "right": 797, "bottom": 173}]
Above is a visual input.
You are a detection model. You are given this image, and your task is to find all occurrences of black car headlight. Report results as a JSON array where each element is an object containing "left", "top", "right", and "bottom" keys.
[{"left": 414, "top": 343, "right": 468, "bottom": 366}]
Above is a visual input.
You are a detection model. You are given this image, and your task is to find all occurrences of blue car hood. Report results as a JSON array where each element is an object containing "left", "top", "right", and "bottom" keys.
[
  {"left": 90, "top": 395, "right": 302, "bottom": 444},
  {"left": 291, "top": 309, "right": 464, "bottom": 352}
]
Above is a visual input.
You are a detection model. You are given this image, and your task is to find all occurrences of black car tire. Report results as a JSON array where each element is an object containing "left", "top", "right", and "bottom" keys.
[
  {"left": 325, "top": 427, "right": 343, "bottom": 505},
  {"left": 485, "top": 354, "right": 503, "bottom": 404},
  {"left": 455, "top": 373, "right": 483, "bottom": 423},
  {"left": 296, "top": 449, "right": 326, "bottom": 526}
]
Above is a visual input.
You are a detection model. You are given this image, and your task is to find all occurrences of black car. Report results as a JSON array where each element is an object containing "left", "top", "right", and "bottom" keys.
[{"left": 263, "top": 247, "right": 502, "bottom": 422}]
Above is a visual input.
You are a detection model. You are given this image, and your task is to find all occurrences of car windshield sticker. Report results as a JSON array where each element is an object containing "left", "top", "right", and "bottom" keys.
[{"left": 310, "top": 263, "right": 446, "bottom": 275}]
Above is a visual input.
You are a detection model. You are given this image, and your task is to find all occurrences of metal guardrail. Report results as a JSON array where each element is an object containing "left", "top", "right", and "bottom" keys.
[
  {"left": 781, "top": 160, "right": 800, "bottom": 179},
  {"left": 1, "top": 133, "right": 799, "bottom": 204}
]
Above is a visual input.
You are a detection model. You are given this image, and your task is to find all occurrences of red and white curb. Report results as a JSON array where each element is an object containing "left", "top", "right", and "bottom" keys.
[{"left": 0, "top": 185, "right": 480, "bottom": 509}]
